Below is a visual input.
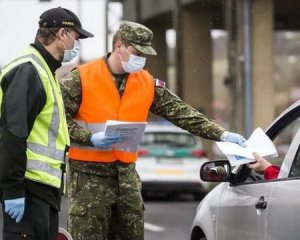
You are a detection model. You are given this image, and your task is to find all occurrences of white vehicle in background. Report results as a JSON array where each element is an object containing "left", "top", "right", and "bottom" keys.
[{"left": 135, "top": 123, "right": 212, "bottom": 199}]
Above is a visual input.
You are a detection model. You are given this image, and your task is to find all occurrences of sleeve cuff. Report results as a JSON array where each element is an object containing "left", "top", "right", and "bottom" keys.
[
  {"left": 220, "top": 131, "right": 229, "bottom": 142},
  {"left": 3, "top": 184, "right": 25, "bottom": 200},
  {"left": 264, "top": 165, "right": 280, "bottom": 180}
]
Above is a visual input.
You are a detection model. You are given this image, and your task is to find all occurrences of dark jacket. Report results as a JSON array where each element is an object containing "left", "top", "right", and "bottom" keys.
[{"left": 0, "top": 39, "right": 63, "bottom": 210}]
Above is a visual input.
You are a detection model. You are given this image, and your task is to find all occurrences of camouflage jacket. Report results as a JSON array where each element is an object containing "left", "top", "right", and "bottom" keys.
[{"left": 59, "top": 55, "right": 225, "bottom": 146}]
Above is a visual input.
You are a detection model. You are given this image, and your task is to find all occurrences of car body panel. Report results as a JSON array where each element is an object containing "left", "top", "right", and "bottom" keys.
[
  {"left": 191, "top": 183, "right": 225, "bottom": 240},
  {"left": 191, "top": 100, "right": 300, "bottom": 240},
  {"left": 216, "top": 182, "right": 274, "bottom": 240},
  {"left": 266, "top": 179, "right": 300, "bottom": 240},
  {"left": 265, "top": 128, "right": 300, "bottom": 240},
  {"left": 216, "top": 128, "right": 300, "bottom": 239}
]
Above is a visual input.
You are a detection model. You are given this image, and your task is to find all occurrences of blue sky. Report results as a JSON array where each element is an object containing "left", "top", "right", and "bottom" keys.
[{"left": 0, "top": 0, "right": 122, "bottom": 67}]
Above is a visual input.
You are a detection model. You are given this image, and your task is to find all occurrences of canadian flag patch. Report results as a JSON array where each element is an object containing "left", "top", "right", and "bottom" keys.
[{"left": 155, "top": 79, "right": 166, "bottom": 88}]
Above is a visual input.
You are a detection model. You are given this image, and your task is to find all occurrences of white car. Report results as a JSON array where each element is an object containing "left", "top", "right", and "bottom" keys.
[
  {"left": 190, "top": 100, "right": 300, "bottom": 240},
  {"left": 135, "top": 123, "right": 212, "bottom": 199}
]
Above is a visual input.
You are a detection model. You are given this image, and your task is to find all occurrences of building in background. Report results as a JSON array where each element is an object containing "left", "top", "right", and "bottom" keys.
[
  {"left": 0, "top": 0, "right": 122, "bottom": 66},
  {"left": 119, "top": 0, "right": 300, "bottom": 158},
  {"left": 1, "top": 0, "right": 300, "bottom": 158}
]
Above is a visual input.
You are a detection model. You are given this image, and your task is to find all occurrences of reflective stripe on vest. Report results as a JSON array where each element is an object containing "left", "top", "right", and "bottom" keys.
[
  {"left": 68, "top": 58, "right": 154, "bottom": 163},
  {"left": 27, "top": 160, "right": 62, "bottom": 179},
  {"left": 26, "top": 54, "right": 66, "bottom": 161},
  {"left": 0, "top": 47, "right": 70, "bottom": 188}
]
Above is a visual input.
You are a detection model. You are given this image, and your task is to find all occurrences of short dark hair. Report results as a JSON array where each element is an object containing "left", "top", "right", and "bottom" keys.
[
  {"left": 36, "top": 27, "right": 73, "bottom": 46},
  {"left": 112, "top": 33, "right": 130, "bottom": 51}
]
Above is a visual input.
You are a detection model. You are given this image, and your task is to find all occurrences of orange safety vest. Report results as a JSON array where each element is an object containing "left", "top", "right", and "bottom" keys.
[{"left": 68, "top": 58, "right": 155, "bottom": 163}]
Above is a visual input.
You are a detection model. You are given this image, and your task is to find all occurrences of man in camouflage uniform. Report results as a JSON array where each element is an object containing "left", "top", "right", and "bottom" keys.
[{"left": 60, "top": 21, "right": 246, "bottom": 240}]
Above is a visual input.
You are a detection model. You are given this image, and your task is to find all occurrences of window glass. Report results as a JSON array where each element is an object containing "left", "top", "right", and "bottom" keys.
[
  {"left": 270, "top": 118, "right": 300, "bottom": 168},
  {"left": 289, "top": 139, "right": 300, "bottom": 178},
  {"left": 240, "top": 118, "right": 300, "bottom": 183}
]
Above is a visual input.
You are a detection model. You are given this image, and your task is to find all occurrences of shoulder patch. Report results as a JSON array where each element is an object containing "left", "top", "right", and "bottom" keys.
[{"left": 155, "top": 79, "right": 166, "bottom": 88}]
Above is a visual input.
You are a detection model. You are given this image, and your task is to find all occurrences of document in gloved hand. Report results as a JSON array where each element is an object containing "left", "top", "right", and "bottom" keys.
[
  {"left": 216, "top": 127, "right": 278, "bottom": 166},
  {"left": 104, "top": 120, "right": 147, "bottom": 152}
]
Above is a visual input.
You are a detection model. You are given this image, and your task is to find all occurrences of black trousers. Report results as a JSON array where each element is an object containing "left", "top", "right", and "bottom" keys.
[{"left": 2, "top": 194, "right": 59, "bottom": 240}]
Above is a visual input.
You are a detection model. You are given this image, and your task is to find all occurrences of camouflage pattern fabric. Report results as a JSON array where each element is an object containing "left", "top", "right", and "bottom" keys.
[
  {"left": 150, "top": 87, "right": 225, "bottom": 140},
  {"left": 67, "top": 160, "right": 144, "bottom": 240},
  {"left": 59, "top": 55, "right": 224, "bottom": 145},
  {"left": 115, "top": 21, "right": 157, "bottom": 55},
  {"left": 60, "top": 70, "right": 92, "bottom": 145},
  {"left": 60, "top": 50, "right": 225, "bottom": 239}
]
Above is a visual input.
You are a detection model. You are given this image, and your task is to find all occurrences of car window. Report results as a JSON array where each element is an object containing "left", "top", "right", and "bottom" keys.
[
  {"left": 289, "top": 144, "right": 300, "bottom": 177},
  {"left": 140, "top": 132, "right": 197, "bottom": 147},
  {"left": 233, "top": 118, "right": 300, "bottom": 184},
  {"left": 270, "top": 118, "right": 300, "bottom": 168}
]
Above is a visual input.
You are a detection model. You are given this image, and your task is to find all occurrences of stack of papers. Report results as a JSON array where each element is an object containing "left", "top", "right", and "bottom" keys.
[
  {"left": 104, "top": 120, "right": 147, "bottom": 152},
  {"left": 216, "top": 127, "right": 278, "bottom": 166}
]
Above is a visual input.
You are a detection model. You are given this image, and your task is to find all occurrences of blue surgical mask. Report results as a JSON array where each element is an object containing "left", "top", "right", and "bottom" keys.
[
  {"left": 62, "top": 32, "right": 80, "bottom": 62},
  {"left": 120, "top": 47, "right": 146, "bottom": 73}
]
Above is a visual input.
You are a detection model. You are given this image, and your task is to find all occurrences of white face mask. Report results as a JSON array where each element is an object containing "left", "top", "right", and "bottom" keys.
[
  {"left": 62, "top": 32, "right": 80, "bottom": 62},
  {"left": 120, "top": 47, "right": 146, "bottom": 73}
]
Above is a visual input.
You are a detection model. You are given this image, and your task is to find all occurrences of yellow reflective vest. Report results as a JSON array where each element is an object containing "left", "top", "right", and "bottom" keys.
[{"left": 0, "top": 46, "right": 70, "bottom": 189}]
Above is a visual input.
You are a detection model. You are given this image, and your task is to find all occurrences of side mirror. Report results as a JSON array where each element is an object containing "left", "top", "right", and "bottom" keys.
[{"left": 200, "top": 160, "right": 231, "bottom": 182}]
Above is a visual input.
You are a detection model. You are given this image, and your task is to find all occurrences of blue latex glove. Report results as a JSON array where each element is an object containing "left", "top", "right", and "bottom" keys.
[
  {"left": 90, "top": 132, "right": 121, "bottom": 148},
  {"left": 221, "top": 131, "right": 247, "bottom": 147},
  {"left": 4, "top": 197, "right": 25, "bottom": 223}
]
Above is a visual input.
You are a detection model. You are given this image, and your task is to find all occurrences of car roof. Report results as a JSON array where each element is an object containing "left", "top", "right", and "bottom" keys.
[{"left": 145, "top": 123, "right": 190, "bottom": 134}]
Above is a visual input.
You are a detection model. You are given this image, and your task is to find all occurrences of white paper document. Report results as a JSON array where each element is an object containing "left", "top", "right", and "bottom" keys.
[
  {"left": 216, "top": 127, "right": 278, "bottom": 166},
  {"left": 104, "top": 120, "right": 147, "bottom": 152}
]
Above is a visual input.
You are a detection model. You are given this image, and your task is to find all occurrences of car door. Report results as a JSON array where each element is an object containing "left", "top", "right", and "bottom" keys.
[
  {"left": 265, "top": 127, "right": 300, "bottom": 240},
  {"left": 216, "top": 101, "right": 300, "bottom": 240},
  {"left": 216, "top": 175, "right": 273, "bottom": 239}
]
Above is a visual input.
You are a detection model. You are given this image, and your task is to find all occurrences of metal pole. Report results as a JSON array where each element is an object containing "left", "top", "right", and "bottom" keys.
[
  {"left": 225, "top": 0, "right": 238, "bottom": 131},
  {"left": 105, "top": 0, "right": 109, "bottom": 53},
  {"left": 174, "top": 0, "right": 183, "bottom": 98},
  {"left": 243, "top": 0, "right": 253, "bottom": 137}
]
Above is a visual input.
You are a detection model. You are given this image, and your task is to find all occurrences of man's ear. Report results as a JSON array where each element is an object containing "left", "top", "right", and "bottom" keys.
[
  {"left": 115, "top": 40, "right": 123, "bottom": 51},
  {"left": 56, "top": 28, "right": 66, "bottom": 39}
]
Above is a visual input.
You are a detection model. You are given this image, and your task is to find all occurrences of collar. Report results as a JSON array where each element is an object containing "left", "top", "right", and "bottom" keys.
[
  {"left": 104, "top": 53, "right": 128, "bottom": 78},
  {"left": 31, "top": 39, "right": 62, "bottom": 75}
]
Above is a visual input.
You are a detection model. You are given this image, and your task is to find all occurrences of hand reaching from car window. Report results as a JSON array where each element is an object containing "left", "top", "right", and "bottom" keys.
[{"left": 247, "top": 152, "right": 272, "bottom": 173}]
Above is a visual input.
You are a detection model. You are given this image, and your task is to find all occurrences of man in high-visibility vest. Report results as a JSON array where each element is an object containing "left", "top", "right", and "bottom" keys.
[
  {"left": 60, "top": 21, "right": 246, "bottom": 240},
  {"left": 0, "top": 7, "right": 93, "bottom": 240}
]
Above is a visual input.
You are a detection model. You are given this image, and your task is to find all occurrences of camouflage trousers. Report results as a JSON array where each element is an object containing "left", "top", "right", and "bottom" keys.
[{"left": 67, "top": 160, "right": 144, "bottom": 240}]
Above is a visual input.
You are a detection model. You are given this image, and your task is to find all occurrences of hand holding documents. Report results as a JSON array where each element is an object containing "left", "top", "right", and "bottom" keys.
[
  {"left": 90, "top": 132, "right": 120, "bottom": 149},
  {"left": 216, "top": 127, "right": 278, "bottom": 166},
  {"left": 104, "top": 120, "right": 147, "bottom": 152}
]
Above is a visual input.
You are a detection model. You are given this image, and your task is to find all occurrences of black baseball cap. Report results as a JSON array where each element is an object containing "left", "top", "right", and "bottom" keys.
[{"left": 39, "top": 7, "right": 94, "bottom": 39}]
